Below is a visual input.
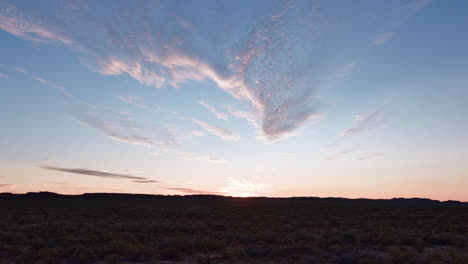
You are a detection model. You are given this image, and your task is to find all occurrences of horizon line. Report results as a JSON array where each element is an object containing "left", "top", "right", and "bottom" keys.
[{"left": 1, "top": 191, "right": 466, "bottom": 203}]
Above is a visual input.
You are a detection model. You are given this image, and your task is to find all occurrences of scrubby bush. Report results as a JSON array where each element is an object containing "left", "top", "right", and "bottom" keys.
[
  {"left": 389, "top": 248, "right": 418, "bottom": 264},
  {"left": 160, "top": 247, "right": 182, "bottom": 260},
  {"left": 0, "top": 195, "right": 466, "bottom": 263},
  {"left": 423, "top": 251, "right": 444, "bottom": 264}
]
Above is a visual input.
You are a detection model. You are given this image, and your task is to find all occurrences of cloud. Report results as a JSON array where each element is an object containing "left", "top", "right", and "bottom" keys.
[
  {"left": 372, "top": 32, "right": 394, "bottom": 46},
  {"left": 371, "top": 0, "right": 431, "bottom": 46},
  {"left": 40, "top": 164, "right": 160, "bottom": 183},
  {"left": 2, "top": 2, "right": 324, "bottom": 143},
  {"left": 188, "top": 130, "right": 204, "bottom": 137},
  {"left": 0, "top": 184, "right": 14, "bottom": 188},
  {"left": 164, "top": 187, "right": 220, "bottom": 195},
  {"left": 336, "top": 61, "right": 357, "bottom": 79},
  {"left": 177, "top": 130, "right": 205, "bottom": 142},
  {"left": 14, "top": 66, "right": 26, "bottom": 73},
  {"left": 189, "top": 118, "right": 242, "bottom": 141},
  {"left": 97, "top": 58, "right": 165, "bottom": 88},
  {"left": 358, "top": 153, "right": 380, "bottom": 160},
  {"left": 0, "top": 4, "right": 72, "bottom": 45},
  {"left": 327, "top": 149, "right": 381, "bottom": 161},
  {"left": 322, "top": 107, "right": 385, "bottom": 150},
  {"left": 132, "top": 180, "right": 159, "bottom": 183},
  {"left": 326, "top": 148, "right": 357, "bottom": 160},
  {"left": 71, "top": 96, "right": 229, "bottom": 165},
  {"left": 229, "top": 106, "right": 262, "bottom": 130},
  {"left": 72, "top": 103, "right": 228, "bottom": 164},
  {"left": 197, "top": 101, "right": 228, "bottom": 120},
  {"left": 6, "top": 2, "right": 422, "bottom": 144},
  {"left": 229, "top": 106, "right": 322, "bottom": 143},
  {"left": 151, "top": 53, "right": 256, "bottom": 106},
  {"left": 0, "top": 73, "right": 7, "bottom": 78},
  {"left": 259, "top": 113, "right": 323, "bottom": 143},
  {"left": 281, "top": 152, "right": 296, "bottom": 156},
  {"left": 32, "top": 76, "right": 47, "bottom": 84},
  {"left": 13, "top": 66, "right": 73, "bottom": 97},
  {"left": 73, "top": 108, "right": 178, "bottom": 149},
  {"left": 176, "top": 151, "right": 229, "bottom": 164},
  {"left": 116, "top": 95, "right": 148, "bottom": 109},
  {"left": 342, "top": 109, "right": 383, "bottom": 137},
  {"left": 0, "top": 176, "right": 7, "bottom": 180}
]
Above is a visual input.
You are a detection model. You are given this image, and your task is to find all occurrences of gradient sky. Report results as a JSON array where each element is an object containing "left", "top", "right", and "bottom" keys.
[{"left": 1, "top": 0, "right": 467, "bottom": 201}]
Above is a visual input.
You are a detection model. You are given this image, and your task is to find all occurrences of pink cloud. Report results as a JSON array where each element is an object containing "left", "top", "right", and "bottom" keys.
[
  {"left": 197, "top": 101, "right": 228, "bottom": 120},
  {"left": 0, "top": 5, "right": 72, "bottom": 45}
]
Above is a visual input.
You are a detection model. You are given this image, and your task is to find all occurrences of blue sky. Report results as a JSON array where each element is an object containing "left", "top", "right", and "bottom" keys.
[{"left": 0, "top": 0, "right": 467, "bottom": 200}]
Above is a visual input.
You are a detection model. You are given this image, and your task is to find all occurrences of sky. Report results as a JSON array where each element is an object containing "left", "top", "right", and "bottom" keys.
[{"left": 0, "top": 0, "right": 467, "bottom": 201}]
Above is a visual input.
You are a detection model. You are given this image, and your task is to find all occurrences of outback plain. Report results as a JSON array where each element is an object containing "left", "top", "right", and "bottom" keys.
[{"left": 0, "top": 193, "right": 467, "bottom": 264}]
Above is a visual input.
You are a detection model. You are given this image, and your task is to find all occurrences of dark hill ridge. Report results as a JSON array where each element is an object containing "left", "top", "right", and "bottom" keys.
[{"left": 0, "top": 191, "right": 465, "bottom": 205}]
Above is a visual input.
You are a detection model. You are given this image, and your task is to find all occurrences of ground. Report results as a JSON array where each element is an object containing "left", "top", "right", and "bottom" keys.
[{"left": 0, "top": 193, "right": 467, "bottom": 263}]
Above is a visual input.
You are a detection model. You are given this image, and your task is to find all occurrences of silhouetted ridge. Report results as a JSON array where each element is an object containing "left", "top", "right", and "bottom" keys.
[
  {"left": 0, "top": 192, "right": 465, "bottom": 204},
  {"left": 24, "top": 191, "right": 61, "bottom": 198}
]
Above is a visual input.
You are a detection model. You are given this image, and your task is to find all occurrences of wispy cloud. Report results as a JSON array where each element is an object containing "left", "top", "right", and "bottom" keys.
[
  {"left": 97, "top": 58, "right": 165, "bottom": 88},
  {"left": 259, "top": 112, "right": 322, "bottom": 143},
  {"left": 229, "top": 106, "right": 322, "bottom": 143},
  {"left": 342, "top": 109, "right": 384, "bottom": 137},
  {"left": 189, "top": 118, "right": 242, "bottom": 141},
  {"left": 164, "top": 187, "right": 220, "bottom": 195},
  {"left": 336, "top": 61, "right": 357, "bottom": 79},
  {"left": 371, "top": 0, "right": 431, "bottom": 46},
  {"left": 327, "top": 148, "right": 358, "bottom": 160},
  {"left": 0, "top": 4, "right": 72, "bottom": 45},
  {"left": 32, "top": 76, "right": 47, "bottom": 84},
  {"left": 372, "top": 32, "right": 394, "bottom": 46},
  {"left": 73, "top": 109, "right": 178, "bottom": 149},
  {"left": 358, "top": 153, "right": 381, "bottom": 160},
  {"left": 322, "top": 107, "right": 385, "bottom": 150},
  {"left": 229, "top": 107, "right": 261, "bottom": 129},
  {"left": 14, "top": 66, "right": 26, "bottom": 73},
  {"left": 14, "top": 66, "right": 72, "bottom": 97},
  {"left": 281, "top": 152, "right": 296, "bottom": 156},
  {"left": 327, "top": 148, "right": 381, "bottom": 161},
  {"left": 0, "top": 73, "right": 7, "bottom": 78},
  {"left": 72, "top": 98, "right": 231, "bottom": 165},
  {"left": 0, "top": 176, "right": 7, "bottom": 180},
  {"left": 116, "top": 95, "right": 148, "bottom": 109},
  {"left": 3, "top": 2, "right": 412, "bottom": 144},
  {"left": 132, "top": 180, "right": 160, "bottom": 183},
  {"left": 177, "top": 130, "right": 205, "bottom": 142},
  {"left": 197, "top": 101, "right": 228, "bottom": 120},
  {"left": 40, "top": 164, "right": 160, "bottom": 183},
  {"left": 1, "top": 2, "right": 324, "bottom": 143},
  {"left": 0, "top": 184, "right": 14, "bottom": 188},
  {"left": 188, "top": 130, "right": 204, "bottom": 138},
  {"left": 176, "top": 151, "right": 229, "bottom": 164}
]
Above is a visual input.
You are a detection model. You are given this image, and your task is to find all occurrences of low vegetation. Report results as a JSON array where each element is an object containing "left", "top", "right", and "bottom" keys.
[{"left": 0, "top": 193, "right": 466, "bottom": 263}]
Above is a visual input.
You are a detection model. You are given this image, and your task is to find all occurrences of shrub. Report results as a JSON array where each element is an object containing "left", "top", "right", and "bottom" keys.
[
  {"left": 159, "top": 236, "right": 192, "bottom": 252},
  {"left": 423, "top": 251, "right": 444, "bottom": 264},
  {"left": 193, "top": 237, "right": 226, "bottom": 252},
  {"left": 389, "top": 248, "right": 417, "bottom": 264},
  {"left": 160, "top": 247, "right": 182, "bottom": 260}
]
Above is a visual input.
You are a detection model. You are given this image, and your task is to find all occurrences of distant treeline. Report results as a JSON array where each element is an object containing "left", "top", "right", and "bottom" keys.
[{"left": 0, "top": 191, "right": 464, "bottom": 205}]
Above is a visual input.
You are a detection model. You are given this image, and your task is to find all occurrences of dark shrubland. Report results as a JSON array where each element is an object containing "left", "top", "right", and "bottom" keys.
[{"left": 0, "top": 193, "right": 466, "bottom": 263}]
